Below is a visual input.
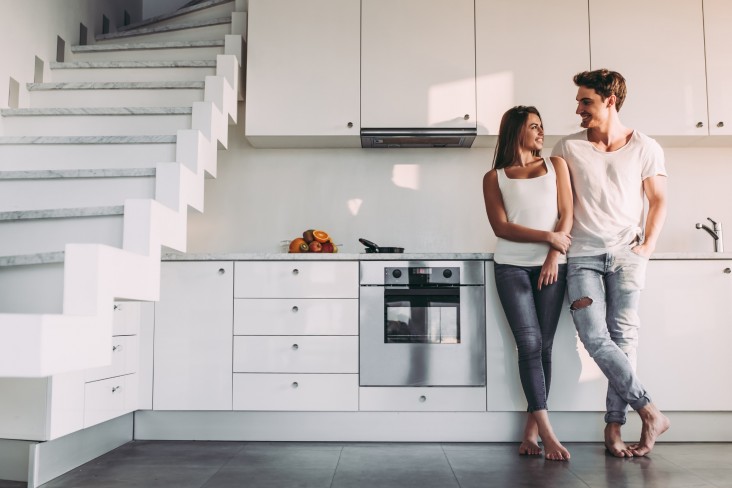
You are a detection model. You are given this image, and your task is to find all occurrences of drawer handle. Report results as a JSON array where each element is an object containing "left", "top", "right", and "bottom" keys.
[
  {"left": 291, "top": 381, "right": 299, "bottom": 389},
  {"left": 696, "top": 121, "right": 704, "bottom": 128},
  {"left": 112, "top": 386, "right": 121, "bottom": 393},
  {"left": 112, "top": 344, "right": 122, "bottom": 352},
  {"left": 291, "top": 306, "right": 299, "bottom": 313},
  {"left": 724, "top": 268, "right": 731, "bottom": 274},
  {"left": 291, "top": 344, "right": 299, "bottom": 351},
  {"left": 292, "top": 268, "right": 299, "bottom": 276},
  {"left": 218, "top": 268, "right": 226, "bottom": 275},
  {"left": 113, "top": 304, "right": 120, "bottom": 311},
  {"left": 419, "top": 395, "right": 427, "bottom": 403},
  {"left": 718, "top": 121, "right": 725, "bottom": 128}
]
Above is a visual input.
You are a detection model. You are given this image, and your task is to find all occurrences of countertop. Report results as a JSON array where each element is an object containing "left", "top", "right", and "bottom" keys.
[{"left": 162, "top": 251, "right": 732, "bottom": 261}]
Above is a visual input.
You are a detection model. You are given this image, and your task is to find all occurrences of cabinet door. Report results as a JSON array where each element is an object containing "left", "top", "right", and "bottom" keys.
[
  {"left": 153, "top": 262, "right": 233, "bottom": 410},
  {"left": 361, "top": 0, "right": 476, "bottom": 128},
  {"left": 245, "top": 0, "right": 360, "bottom": 145},
  {"left": 638, "top": 260, "right": 732, "bottom": 410},
  {"left": 475, "top": 0, "right": 589, "bottom": 142},
  {"left": 703, "top": 0, "right": 732, "bottom": 135},
  {"left": 589, "top": 0, "right": 708, "bottom": 136}
]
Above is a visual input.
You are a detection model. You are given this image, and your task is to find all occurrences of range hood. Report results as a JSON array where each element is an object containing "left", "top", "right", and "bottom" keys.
[{"left": 361, "top": 128, "right": 476, "bottom": 148}]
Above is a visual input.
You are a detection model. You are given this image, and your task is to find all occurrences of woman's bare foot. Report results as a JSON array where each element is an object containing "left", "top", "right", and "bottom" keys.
[
  {"left": 519, "top": 414, "right": 542, "bottom": 455},
  {"left": 630, "top": 404, "right": 670, "bottom": 457},
  {"left": 605, "top": 423, "right": 633, "bottom": 458},
  {"left": 533, "top": 410, "right": 570, "bottom": 461}
]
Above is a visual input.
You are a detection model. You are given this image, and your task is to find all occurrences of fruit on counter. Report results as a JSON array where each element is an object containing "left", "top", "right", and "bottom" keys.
[
  {"left": 288, "top": 229, "right": 338, "bottom": 253},
  {"left": 312, "top": 230, "right": 329, "bottom": 243},
  {"left": 288, "top": 237, "right": 310, "bottom": 253}
]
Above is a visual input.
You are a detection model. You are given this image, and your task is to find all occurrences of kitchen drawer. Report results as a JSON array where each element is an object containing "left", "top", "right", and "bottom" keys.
[
  {"left": 359, "top": 387, "right": 487, "bottom": 412},
  {"left": 234, "top": 261, "right": 358, "bottom": 298},
  {"left": 112, "top": 301, "right": 140, "bottom": 335},
  {"left": 233, "top": 336, "right": 358, "bottom": 373},
  {"left": 83, "top": 374, "right": 138, "bottom": 428},
  {"left": 85, "top": 335, "right": 138, "bottom": 382},
  {"left": 233, "top": 373, "right": 358, "bottom": 411},
  {"left": 234, "top": 298, "right": 358, "bottom": 335}
]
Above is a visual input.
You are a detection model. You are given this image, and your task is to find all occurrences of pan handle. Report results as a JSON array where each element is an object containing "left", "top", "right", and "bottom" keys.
[{"left": 358, "top": 238, "right": 379, "bottom": 251}]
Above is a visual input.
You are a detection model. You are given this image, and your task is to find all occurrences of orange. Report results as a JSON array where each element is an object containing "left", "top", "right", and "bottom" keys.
[
  {"left": 313, "top": 230, "right": 329, "bottom": 243},
  {"left": 289, "top": 237, "right": 308, "bottom": 253}
]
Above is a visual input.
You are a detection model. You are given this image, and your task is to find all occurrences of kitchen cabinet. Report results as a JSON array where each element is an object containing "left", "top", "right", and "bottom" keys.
[
  {"left": 637, "top": 260, "right": 732, "bottom": 410},
  {"left": 360, "top": 387, "right": 486, "bottom": 412},
  {"left": 703, "top": 0, "right": 732, "bottom": 135},
  {"left": 361, "top": 0, "right": 476, "bottom": 129},
  {"left": 474, "top": 0, "right": 589, "bottom": 145},
  {"left": 244, "top": 0, "right": 361, "bottom": 147},
  {"left": 153, "top": 262, "right": 233, "bottom": 410},
  {"left": 233, "top": 261, "right": 359, "bottom": 411},
  {"left": 588, "top": 0, "right": 708, "bottom": 137}
]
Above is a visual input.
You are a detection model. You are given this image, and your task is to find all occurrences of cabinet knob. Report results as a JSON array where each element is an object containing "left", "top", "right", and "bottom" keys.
[
  {"left": 112, "top": 386, "right": 121, "bottom": 393},
  {"left": 113, "top": 304, "right": 120, "bottom": 311},
  {"left": 724, "top": 268, "right": 731, "bottom": 274},
  {"left": 419, "top": 395, "right": 427, "bottom": 403},
  {"left": 696, "top": 121, "right": 704, "bottom": 128},
  {"left": 112, "top": 344, "right": 122, "bottom": 352},
  {"left": 718, "top": 121, "right": 725, "bottom": 128},
  {"left": 463, "top": 114, "right": 470, "bottom": 120},
  {"left": 292, "top": 268, "right": 299, "bottom": 276},
  {"left": 347, "top": 122, "right": 353, "bottom": 128},
  {"left": 291, "top": 343, "right": 299, "bottom": 350},
  {"left": 218, "top": 268, "right": 226, "bottom": 275},
  {"left": 291, "top": 381, "right": 299, "bottom": 388},
  {"left": 291, "top": 305, "right": 299, "bottom": 313}
]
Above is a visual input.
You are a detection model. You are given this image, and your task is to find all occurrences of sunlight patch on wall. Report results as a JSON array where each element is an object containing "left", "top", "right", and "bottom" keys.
[
  {"left": 392, "top": 164, "right": 420, "bottom": 190},
  {"left": 347, "top": 198, "right": 363, "bottom": 216},
  {"left": 577, "top": 353, "right": 605, "bottom": 383}
]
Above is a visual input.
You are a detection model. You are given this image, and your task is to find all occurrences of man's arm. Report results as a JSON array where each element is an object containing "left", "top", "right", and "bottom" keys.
[{"left": 634, "top": 174, "right": 668, "bottom": 257}]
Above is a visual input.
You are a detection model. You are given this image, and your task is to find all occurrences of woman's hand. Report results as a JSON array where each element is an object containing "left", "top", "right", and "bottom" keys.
[
  {"left": 547, "top": 231, "right": 572, "bottom": 254},
  {"left": 538, "top": 254, "right": 560, "bottom": 290}
]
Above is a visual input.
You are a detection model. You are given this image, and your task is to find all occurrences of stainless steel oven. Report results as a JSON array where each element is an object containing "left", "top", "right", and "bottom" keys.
[{"left": 360, "top": 260, "right": 486, "bottom": 386}]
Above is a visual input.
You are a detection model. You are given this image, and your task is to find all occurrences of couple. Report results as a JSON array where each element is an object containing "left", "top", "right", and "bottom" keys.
[{"left": 483, "top": 69, "right": 670, "bottom": 461}]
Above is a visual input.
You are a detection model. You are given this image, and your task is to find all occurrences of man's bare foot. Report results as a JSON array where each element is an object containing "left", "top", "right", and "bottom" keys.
[
  {"left": 519, "top": 414, "right": 542, "bottom": 455},
  {"left": 630, "top": 403, "right": 670, "bottom": 457},
  {"left": 605, "top": 423, "right": 633, "bottom": 458},
  {"left": 519, "top": 439, "right": 542, "bottom": 456}
]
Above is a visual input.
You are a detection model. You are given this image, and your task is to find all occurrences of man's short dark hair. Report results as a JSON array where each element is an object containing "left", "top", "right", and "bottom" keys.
[{"left": 574, "top": 69, "right": 627, "bottom": 111}]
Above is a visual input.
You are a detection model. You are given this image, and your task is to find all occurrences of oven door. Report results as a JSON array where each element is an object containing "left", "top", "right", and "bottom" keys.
[{"left": 360, "top": 285, "right": 486, "bottom": 386}]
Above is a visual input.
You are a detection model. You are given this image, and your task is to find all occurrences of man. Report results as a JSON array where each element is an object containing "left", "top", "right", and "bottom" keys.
[{"left": 551, "top": 69, "right": 670, "bottom": 457}]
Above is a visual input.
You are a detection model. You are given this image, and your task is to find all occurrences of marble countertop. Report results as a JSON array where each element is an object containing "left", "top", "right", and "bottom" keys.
[{"left": 162, "top": 251, "right": 732, "bottom": 261}]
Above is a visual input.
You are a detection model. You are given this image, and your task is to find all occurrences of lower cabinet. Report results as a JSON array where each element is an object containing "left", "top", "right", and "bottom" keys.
[
  {"left": 233, "top": 374, "right": 359, "bottom": 411},
  {"left": 359, "top": 387, "right": 487, "bottom": 412},
  {"left": 84, "top": 374, "right": 138, "bottom": 428}
]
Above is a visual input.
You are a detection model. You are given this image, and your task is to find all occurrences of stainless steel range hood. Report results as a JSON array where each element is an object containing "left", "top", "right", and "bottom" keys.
[{"left": 361, "top": 128, "right": 476, "bottom": 148}]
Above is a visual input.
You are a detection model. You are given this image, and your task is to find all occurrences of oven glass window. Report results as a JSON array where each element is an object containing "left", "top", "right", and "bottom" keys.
[{"left": 384, "top": 290, "right": 460, "bottom": 344}]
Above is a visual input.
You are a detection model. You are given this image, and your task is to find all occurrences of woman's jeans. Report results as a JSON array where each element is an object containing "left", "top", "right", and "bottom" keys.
[
  {"left": 567, "top": 246, "right": 652, "bottom": 425},
  {"left": 494, "top": 263, "right": 567, "bottom": 412}
]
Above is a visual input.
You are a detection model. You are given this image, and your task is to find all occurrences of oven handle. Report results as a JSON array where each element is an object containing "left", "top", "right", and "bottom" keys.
[{"left": 384, "top": 287, "right": 460, "bottom": 297}]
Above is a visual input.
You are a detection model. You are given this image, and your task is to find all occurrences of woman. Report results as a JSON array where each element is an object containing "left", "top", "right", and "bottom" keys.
[{"left": 483, "top": 106, "right": 573, "bottom": 461}]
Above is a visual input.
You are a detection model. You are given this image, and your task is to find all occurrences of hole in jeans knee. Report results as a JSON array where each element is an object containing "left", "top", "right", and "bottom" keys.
[{"left": 570, "top": 296, "right": 593, "bottom": 311}]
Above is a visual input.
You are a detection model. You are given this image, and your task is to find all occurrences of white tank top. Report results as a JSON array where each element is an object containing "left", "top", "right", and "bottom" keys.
[{"left": 493, "top": 158, "right": 566, "bottom": 266}]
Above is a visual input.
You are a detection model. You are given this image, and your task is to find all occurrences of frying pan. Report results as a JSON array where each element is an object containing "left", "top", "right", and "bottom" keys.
[{"left": 359, "top": 238, "right": 404, "bottom": 254}]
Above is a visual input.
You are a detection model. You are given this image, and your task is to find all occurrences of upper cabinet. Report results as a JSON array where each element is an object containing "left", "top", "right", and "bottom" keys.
[
  {"left": 589, "top": 0, "right": 708, "bottom": 137},
  {"left": 474, "top": 0, "right": 590, "bottom": 144},
  {"left": 360, "top": 0, "right": 476, "bottom": 129},
  {"left": 244, "top": 0, "right": 361, "bottom": 147},
  {"left": 703, "top": 0, "right": 732, "bottom": 135}
]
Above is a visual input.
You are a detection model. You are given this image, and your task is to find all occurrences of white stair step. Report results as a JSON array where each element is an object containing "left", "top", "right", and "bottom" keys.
[
  {"left": 48, "top": 60, "right": 216, "bottom": 82},
  {"left": 95, "top": 17, "right": 232, "bottom": 44},
  {"left": 27, "top": 82, "right": 204, "bottom": 108},
  {"left": 0, "top": 169, "right": 156, "bottom": 212},
  {"left": 0, "top": 136, "right": 177, "bottom": 171},
  {"left": 1, "top": 107, "right": 192, "bottom": 136},
  {"left": 70, "top": 40, "right": 225, "bottom": 62},
  {"left": 0, "top": 258, "right": 65, "bottom": 314},
  {"left": 118, "top": 0, "right": 236, "bottom": 32},
  {"left": 0, "top": 206, "right": 124, "bottom": 256}
]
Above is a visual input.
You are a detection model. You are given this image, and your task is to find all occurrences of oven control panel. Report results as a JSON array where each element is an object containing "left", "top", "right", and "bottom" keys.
[{"left": 384, "top": 266, "right": 460, "bottom": 286}]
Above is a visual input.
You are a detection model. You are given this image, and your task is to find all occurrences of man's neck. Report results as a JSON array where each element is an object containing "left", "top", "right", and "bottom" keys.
[{"left": 587, "top": 118, "right": 633, "bottom": 152}]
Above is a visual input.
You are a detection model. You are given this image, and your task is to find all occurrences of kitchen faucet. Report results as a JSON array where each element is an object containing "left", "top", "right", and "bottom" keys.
[{"left": 695, "top": 217, "right": 724, "bottom": 252}]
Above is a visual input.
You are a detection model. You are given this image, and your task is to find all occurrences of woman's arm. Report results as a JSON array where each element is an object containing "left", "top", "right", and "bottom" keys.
[{"left": 538, "top": 156, "right": 574, "bottom": 289}]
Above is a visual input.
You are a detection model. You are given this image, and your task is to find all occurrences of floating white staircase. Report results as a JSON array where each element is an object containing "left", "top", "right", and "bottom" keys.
[{"left": 0, "top": 0, "right": 245, "bottom": 377}]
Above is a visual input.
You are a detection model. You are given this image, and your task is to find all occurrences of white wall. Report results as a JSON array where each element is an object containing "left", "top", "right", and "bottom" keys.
[
  {"left": 142, "top": 0, "right": 190, "bottom": 19},
  {"left": 0, "top": 0, "right": 142, "bottom": 110},
  {"left": 187, "top": 110, "right": 732, "bottom": 255}
]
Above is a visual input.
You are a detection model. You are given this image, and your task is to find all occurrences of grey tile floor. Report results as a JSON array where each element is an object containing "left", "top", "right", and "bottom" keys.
[{"left": 2, "top": 441, "right": 731, "bottom": 488}]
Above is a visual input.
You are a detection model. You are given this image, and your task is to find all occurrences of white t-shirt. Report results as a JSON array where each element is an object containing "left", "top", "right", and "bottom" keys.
[
  {"left": 551, "top": 130, "right": 667, "bottom": 257},
  {"left": 493, "top": 158, "right": 566, "bottom": 267}
]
